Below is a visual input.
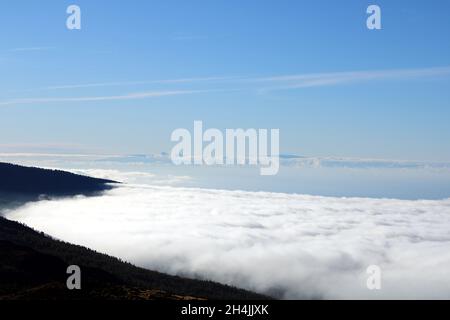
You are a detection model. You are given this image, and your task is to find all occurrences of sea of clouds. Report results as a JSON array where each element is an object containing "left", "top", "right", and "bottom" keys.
[{"left": 5, "top": 170, "right": 450, "bottom": 299}]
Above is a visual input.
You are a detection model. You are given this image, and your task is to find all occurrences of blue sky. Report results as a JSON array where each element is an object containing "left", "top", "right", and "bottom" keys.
[{"left": 1, "top": 0, "right": 450, "bottom": 161}]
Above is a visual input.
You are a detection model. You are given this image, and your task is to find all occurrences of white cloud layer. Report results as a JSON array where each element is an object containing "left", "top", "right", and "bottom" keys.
[{"left": 5, "top": 184, "right": 450, "bottom": 299}]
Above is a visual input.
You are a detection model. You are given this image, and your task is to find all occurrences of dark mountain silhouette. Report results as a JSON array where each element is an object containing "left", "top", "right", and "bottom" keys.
[
  {"left": 0, "top": 218, "right": 267, "bottom": 300},
  {"left": 0, "top": 162, "right": 269, "bottom": 300},
  {"left": 0, "top": 239, "right": 205, "bottom": 300},
  {"left": 0, "top": 162, "right": 117, "bottom": 197}
]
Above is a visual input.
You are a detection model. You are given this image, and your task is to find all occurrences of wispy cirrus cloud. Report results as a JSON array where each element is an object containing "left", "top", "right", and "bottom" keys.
[
  {"left": 41, "top": 66, "right": 450, "bottom": 92},
  {"left": 2, "top": 66, "right": 450, "bottom": 106},
  {"left": 7, "top": 47, "right": 54, "bottom": 53},
  {"left": 171, "top": 32, "right": 209, "bottom": 41},
  {"left": 252, "top": 66, "right": 450, "bottom": 90},
  {"left": 172, "top": 35, "right": 209, "bottom": 41},
  {"left": 43, "top": 76, "right": 236, "bottom": 90},
  {"left": 0, "top": 90, "right": 204, "bottom": 106},
  {"left": 0, "top": 143, "right": 105, "bottom": 156}
]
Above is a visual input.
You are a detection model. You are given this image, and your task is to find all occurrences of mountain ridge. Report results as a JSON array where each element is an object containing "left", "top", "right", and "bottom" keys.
[{"left": 0, "top": 162, "right": 117, "bottom": 197}]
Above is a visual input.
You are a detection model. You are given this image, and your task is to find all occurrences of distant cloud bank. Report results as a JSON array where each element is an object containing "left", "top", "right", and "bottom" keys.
[{"left": 2, "top": 151, "right": 450, "bottom": 171}]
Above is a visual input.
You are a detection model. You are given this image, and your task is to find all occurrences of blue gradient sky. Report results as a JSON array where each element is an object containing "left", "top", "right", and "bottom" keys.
[{"left": 1, "top": 0, "right": 450, "bottom": 161}]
